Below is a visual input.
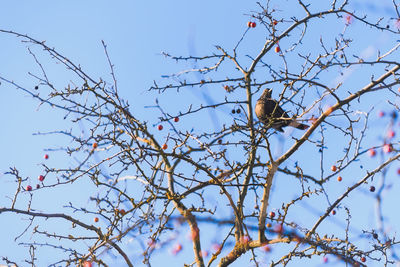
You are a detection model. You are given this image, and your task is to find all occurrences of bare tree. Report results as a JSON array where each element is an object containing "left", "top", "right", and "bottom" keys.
[{"left": 2, "top": 0, "right": 400, "bottom": 266}]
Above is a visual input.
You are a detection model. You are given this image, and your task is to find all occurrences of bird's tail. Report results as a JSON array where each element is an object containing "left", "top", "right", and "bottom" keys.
[{"left": 290, "top": 120, "right": 309, "bottom": 130}]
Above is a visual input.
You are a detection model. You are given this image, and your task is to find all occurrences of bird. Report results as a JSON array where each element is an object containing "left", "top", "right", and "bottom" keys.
[{"left": 255, "top": 89, "right": 309, "bottom": 132}]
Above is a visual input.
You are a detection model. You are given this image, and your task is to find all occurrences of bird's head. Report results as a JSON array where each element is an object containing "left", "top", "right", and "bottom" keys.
[{"left": 260, "top": 88, "right": 272, "bottom": 99}]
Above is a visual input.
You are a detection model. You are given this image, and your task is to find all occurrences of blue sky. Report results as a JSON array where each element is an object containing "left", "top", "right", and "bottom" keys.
[
  {"left": 0, "top": 2, "right": 262, "bottom": 266},
  {"left": 1, "top": 1, "right": 400, "bottom": 266}
]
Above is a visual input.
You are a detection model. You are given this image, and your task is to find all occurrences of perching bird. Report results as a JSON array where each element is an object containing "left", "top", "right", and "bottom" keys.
[{"left": 255, "top": 89, "right": 309, "bottom": 132}]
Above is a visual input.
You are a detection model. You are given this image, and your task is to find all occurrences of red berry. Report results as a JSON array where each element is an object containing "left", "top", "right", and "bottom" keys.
[
  {"left": 212, "top": 243, "right": 222, "bottom": 252},
  {"left": 331, "top": 210, "right": 336, "bottom": 215},
  {"left": 360, "top": 257, "right": 366, "bottom": 263},
  {"left": 269, "top": 211, "right": 275, "bottom": 218},
  {"left": 158, "top": 125, "right": 163, "bottom": 131},
  {"left": 388, "top": 130, "right": 395, "bottom": 138},
  {"left": 92, "top": 142, "right": 98, "bottom": 149},
  {"left": 397, "top": 168, "right": 400, "bottom": 175},
  {"left": 345, "top": 15, "right": 353, "bottom": 25},
  {"left": 172, "top": 243, "right": 183, "bottom": 255},
  {"left": 94, "top": 217, "right": 99, "bottom": 223},
  {"left": 383, "top": 144, "right": 393, "bottom": 153},
  {"left": 337, "top": 176, "right": 342, "bottom": 182},
  {"left": 275, "top": 46, "right": 281, "bottom": 53},
  {"left": 368, "top": 148, "right": 376, "bottom": 157},
  {"left": 273, "top": 20, "right": 278, "bottom": 25},
  {"left": 38, "top": 175, "right": 45, "bottom": 182},
  {"left": 162, "top": 144, "right": 168, "bottom": 150},
  {"left": 378, "top": 111, "right": 385, "bottom": 117},
  {"left": 250, "top": 22, "right": 256, "bottom": 28},
  {"left": 115, "top": 208, "right": 126, "bottom": 216},
  {"left": 247, "top": 21, "right": 252, "bottom": 27},
  {"left": 148, "top": 239, "right": 156, "bottom": 248},
  {"left": 36, "top": 184, "right": 40, "bottom": 189},
  {"left": 331, "top": 165, "right": 337, "bottom": 172},
  {"left": 83, "top": 262, "right": 92, "bottom": 267},
  {"left": 26, "top": 185, "right": 32, "bottom": 191},
  {"left": 322, "top": 256, "right": 328, "bottom": 263},
  {"left": 174, "top": 117, "right": 179, "bottom": 122},
  {"left": 262, "top": 245, "right": 271, "bottom": 252},
  {"left": 175, "top": 243, "right": 182, "bottom": 251},
  {"left": 273, "top": 224, "right": 283, "bottom": 234},
  {"left": 370, "top": 186, "right": 376, "bottom": 192},
  {"left": 240, "top": 235, "right": 250, "bottom": 244},
  {"left": 44, "top": 154, "right": 49, "bottom": 160}
]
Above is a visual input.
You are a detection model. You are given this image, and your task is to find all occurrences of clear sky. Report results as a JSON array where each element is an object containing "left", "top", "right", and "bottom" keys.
[{"left": 1, "top": 1, "right": 400, "bottom": 266}]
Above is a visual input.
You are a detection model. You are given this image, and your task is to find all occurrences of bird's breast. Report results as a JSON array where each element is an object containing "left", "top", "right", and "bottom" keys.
[{"left": 255, "top": 101, "right": 264, "bottom": 120}]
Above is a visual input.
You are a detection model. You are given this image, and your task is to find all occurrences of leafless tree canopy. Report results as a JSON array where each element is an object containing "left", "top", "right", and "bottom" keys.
[{"left": 2, "top": 1, "right": 400, "bottom": 266}]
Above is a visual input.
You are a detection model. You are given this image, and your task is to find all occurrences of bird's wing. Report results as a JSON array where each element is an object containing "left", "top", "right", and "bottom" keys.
[{"left": 265, "top": 99, "right": 290, "bottom": 118}]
